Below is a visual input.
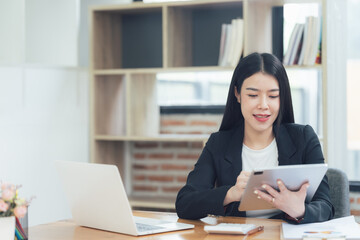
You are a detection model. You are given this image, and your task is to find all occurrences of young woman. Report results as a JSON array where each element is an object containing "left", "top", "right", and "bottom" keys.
[{"left": 175, "top": 53, "right": 334, "bottom": 224}]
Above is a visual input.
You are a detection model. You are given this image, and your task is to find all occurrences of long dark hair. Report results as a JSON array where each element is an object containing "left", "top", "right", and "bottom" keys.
[{"left": 219, "top": 52, "right": 294, "bottom": 135}]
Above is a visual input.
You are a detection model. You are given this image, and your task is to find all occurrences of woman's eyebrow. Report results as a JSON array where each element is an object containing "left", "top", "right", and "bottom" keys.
[
  {"left": 269, "top": 89, "right": 280, "bottom": 92},
  {"left": 245, "top": 87, "right": 279, "bottom": 92},
  {"left": 245, "top": 87, "right": 259, "bottom": 91}
]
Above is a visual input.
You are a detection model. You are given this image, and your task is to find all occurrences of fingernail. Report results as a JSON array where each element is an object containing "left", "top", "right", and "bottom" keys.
[
  {"left": 262, "top": 184, "right": 266, "bottom": 189},
  {"left": 277, "top": 181, "right": 281, "bottom": 185},
  {"left": 257, "top": 196, "right": 261, "bottom": 199},
  {"left": 254, "top": 190, "right": 258, "bottom": 194}
]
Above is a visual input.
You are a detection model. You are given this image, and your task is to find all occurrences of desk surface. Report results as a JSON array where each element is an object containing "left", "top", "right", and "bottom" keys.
[{"left": 29, "top": 211, "right": 284, "bottom": 240}]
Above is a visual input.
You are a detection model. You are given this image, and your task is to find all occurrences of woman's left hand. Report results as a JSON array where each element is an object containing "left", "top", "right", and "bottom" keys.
[{"left": 254, "top": 180, "right": 309, "bottom": 219}]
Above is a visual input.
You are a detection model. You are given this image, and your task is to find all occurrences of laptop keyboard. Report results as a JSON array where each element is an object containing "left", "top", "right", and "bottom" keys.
[{"left": 136, "top": 223, "right": 165, "bottom": 232}]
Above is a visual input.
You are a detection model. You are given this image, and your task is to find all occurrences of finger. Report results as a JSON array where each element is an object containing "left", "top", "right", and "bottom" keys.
[
  {"left": 238, "top": 171, "right": 250, "bottom": 180},
  {"left": 237, "top": 174, "right": 250, "bottom": 184},
  {"left": 299, "top": 182, "right": 310, "bottom": 195},
  {"left": 254, "top": 189, "right": 273, "bottom": 203},
  {"left": 235, "top": 180, "right": 247, "bottom": 188},
  {"left": 236, "top": 176, "right": 248, "bottom": 185},
  {"left": 261, "top": 184, "right": 280, "bottom": 198},
  {"left": 276, "top": 179, "right": 288, "bottom": 192},
  {"left": 235, "top": 177, "right": 247, "bottom": 187}
]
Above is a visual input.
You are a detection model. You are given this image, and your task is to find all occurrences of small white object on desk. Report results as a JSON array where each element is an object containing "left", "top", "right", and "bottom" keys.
[{"left": 204, "top": 223, "right": 263, "bottom": 235}]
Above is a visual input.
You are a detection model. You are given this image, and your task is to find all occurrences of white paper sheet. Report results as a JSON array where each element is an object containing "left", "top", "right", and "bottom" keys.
[{"left": 282, "top": 216, "right": 360, "bottom": 239}]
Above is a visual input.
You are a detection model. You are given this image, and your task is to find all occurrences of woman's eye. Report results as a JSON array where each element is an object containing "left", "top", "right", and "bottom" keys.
[
  {"left": 248, "top": 95, "right": 257, "bottom": 98},
  {"left": 269, "top": 95, "right": 279, "bottom": 99}
]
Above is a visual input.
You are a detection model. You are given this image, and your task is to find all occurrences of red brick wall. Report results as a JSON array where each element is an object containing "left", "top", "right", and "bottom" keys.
[
  {"left": 160, "top": 114, "right": 222, "bottom": 134},
  {"left": 350, "top": 192, "right": 360, "bottom": 222},
  {"left": 131, "top": 141, "right": 202, "bottom": 198},
  {"left": 130, "top": 114, "right": 222, "bottom": 199}
]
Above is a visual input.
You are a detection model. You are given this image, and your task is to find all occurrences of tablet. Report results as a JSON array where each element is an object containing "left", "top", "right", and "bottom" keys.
[{"left": 238, "top": 164, "right": 327, "bottom": 211}]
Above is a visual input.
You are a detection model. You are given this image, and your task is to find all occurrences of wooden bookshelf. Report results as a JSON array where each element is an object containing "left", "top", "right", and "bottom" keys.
[
  {"left": 95, "top": 134, "right": 210, "bottom": 142},
  {"left": 90, "top": 0, "right": 327, "bottom": 210}
]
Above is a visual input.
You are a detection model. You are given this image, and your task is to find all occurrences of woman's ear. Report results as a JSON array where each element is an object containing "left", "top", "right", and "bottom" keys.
[{"left": 234, "top": 86, "right": 241, "bottom": 104}]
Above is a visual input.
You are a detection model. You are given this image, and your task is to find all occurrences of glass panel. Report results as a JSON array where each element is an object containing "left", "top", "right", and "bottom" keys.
[
  {"left": 346, "top": 0, "right": 360, "bottom": 180},
  {"left": 157, "top": 71, "right": 232, "bottom": 106},
  {"left": 286, "top": 69, "right": 322, "bottom": 136}
]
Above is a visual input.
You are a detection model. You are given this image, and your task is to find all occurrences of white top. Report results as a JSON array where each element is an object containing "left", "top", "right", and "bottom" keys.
[{"left": 241, "top": 138, "right": 281, "bottom": 218}]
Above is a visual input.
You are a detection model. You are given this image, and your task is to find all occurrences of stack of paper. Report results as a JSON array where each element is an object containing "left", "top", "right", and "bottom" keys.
[{"left": 282, "top": 216, "right": 360, "bottom": 239}]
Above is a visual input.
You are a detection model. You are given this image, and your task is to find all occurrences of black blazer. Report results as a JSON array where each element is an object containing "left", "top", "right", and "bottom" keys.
[{"left": 176, "top": 123, "right": 334, "bottom": 224}]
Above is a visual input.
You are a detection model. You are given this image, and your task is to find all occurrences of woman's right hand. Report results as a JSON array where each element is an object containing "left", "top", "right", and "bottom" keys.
[{"left": 223, "top": 171, "right": 251, "bottom": 206}]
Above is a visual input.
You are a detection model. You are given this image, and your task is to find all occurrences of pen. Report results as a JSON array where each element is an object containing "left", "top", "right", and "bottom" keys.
[{"left": 247, "top": 226, "right": 264, "bottom": 235}]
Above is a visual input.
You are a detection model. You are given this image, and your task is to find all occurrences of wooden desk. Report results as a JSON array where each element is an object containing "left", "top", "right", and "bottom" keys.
[{"left": 29, "top": 211, "right": 284, "bottom": 240}]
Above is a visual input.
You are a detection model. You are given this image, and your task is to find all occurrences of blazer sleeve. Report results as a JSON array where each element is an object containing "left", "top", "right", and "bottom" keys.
[
  {"left": 292, "top": 125, "right": 335, "bottom": 224},
  {"left": 175, "top": 134, "right": 232, "bottom": 220}
]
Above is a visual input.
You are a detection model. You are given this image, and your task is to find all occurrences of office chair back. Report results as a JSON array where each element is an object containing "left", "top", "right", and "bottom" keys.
[{"left": 326, "top": 168, "right": 351, "bottom": 218}]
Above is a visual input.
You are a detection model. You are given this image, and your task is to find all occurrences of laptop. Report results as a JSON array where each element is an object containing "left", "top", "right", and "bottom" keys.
[{"left": 55, "top": 161, "right": 194, "bottom": 236}]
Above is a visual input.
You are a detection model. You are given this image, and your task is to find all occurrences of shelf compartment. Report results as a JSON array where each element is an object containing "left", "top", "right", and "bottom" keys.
[
  {"left": 94, "top": 141, "right": 126, "bottom": 183},
  {"left": 166, "top": 2, "right": 243, "bottom": 68},
  {"left": 92, "top": 7, "right": 162, "bottom": 69},
  {"left": 127, "top": 73, "right": 159, "bottom": 136},
  {"left": 94, "top": 75, "right": 126, "bottom": 136}
]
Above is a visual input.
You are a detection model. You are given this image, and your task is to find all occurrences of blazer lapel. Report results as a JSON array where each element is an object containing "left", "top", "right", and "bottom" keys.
[
  {"left": 224, "top": 125, "right": 244, "bottom": 182},
  {"left": 275, "top": 125, "right": 297, "bottom": 165}
]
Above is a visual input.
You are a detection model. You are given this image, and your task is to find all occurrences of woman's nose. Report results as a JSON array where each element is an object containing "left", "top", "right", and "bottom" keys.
[{"left": 258, "top": 96, "right": 269, "bottom": 109}]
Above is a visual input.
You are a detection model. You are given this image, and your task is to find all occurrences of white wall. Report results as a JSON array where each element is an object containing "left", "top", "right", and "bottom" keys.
[
  {"left": 25, "top": 0, "right": 78, "bottom": 66},
  {"left": 0, "top": 0, "right": 86, "bottom": 226},
  {"left": 0, "top": 66, "right": 89, "bottom": 226},
  {"left": 0, "top": 0, "right": 134, "bottom": 227},
  {"left": 0, "top": 0, "right": 25, "bottom": 64}
]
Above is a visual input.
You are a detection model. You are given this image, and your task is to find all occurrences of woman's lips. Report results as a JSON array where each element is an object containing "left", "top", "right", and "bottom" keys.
[{"left": 253, "top": 114, "right": 271, "bottom": 122}]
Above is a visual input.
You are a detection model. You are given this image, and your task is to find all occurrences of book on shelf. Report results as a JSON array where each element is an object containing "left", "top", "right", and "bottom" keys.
[
  {"left": 230, "top": 18, "right": 244, "bottom": 67},
  {"left": 218, "top": 18, "right": 244, "bottom": 67},
  {"left": 301, "top": 16, "right": 321, "bottom": 65},
  {"left": 219, "top": 24, "right": 231, "bottom": 66},
  {"left": 218, "top": 24, "right": 227, "bottom": 66},
  {"left": 283, "top": 23, "right": 302, "bottom": 65},
  {"left": 308, "top": 16, "right": 321, "bottom": 65},
  {"left": 315, "top": 32, "right": 322, "bottom": 64},
  {"left": 292, "top": 27, "right": 304, "bottom": 65},
  {"left": 297, "top": 17, "right": 311, "bottom": 65},
  {"left": 289, "top": 24, "right": 304, "bottom": 65},
  {"left": 285, "top": 16, "right": 321, "bottom": 66}
]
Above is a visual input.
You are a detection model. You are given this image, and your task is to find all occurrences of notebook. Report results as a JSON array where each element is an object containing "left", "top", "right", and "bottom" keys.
[{"left": 55, "top": 161, "right": 194, "bottom": 236}]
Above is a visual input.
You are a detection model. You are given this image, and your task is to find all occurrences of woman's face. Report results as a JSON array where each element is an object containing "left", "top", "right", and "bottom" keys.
[{"left": 235, "top": 72, "right": 280, "bottom": 135}]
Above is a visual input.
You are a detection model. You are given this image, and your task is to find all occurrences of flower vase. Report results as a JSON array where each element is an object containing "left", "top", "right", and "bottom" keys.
[{"left": 0, "top": 216, "right": 15, "bottom": 240}]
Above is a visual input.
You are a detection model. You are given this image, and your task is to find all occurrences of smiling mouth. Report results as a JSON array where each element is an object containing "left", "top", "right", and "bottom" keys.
[
  {"left": 253, "top": 114, "right": 270, "bottom": 118},
  {"left": 253, "top": 114, "right": 271, "bottom": 122}
]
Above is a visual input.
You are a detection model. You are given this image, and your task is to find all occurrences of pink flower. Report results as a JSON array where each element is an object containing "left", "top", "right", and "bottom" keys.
[
  {"left": 2, "top": 188, "right": 15, "bottom": 201},
  {"left": 0, "top": 200, "right": 9, "bottom": 212},
  {"left": 1, "top": 183, "right": 10, "bottom": 191},
  {"left": 14, "top": 206, "right": 27, "bottom": 218}
]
